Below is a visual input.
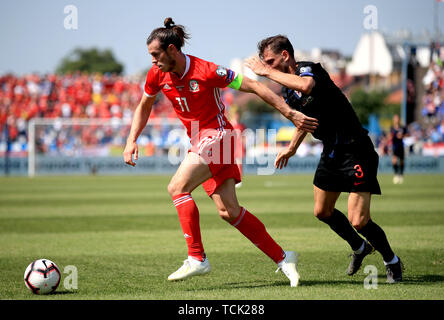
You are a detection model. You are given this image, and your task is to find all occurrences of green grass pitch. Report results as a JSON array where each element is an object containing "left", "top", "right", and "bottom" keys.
[{"left": 0, "top": 174, "right": 443, "bottom": 300}]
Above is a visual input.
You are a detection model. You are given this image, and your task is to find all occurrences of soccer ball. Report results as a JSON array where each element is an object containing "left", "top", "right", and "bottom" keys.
[{"left": 24, "top": 259, "right": 61, "bottom": 294}]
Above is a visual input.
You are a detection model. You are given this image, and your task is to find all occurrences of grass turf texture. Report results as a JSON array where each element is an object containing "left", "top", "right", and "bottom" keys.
[{"left": 0, "top": 174, "right": 443, "bottom": 300}]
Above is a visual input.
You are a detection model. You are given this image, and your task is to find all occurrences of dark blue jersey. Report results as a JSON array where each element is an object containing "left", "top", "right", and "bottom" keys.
[
  {"left": 282, "top": 61, "right": 368, "bottom": 151},
  {"left": 390, "top": 126, "right": 407, "bottom": 152}
]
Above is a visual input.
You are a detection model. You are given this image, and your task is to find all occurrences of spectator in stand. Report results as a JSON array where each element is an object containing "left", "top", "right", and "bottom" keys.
[
  {"left": 422, "top": 60, "right": 444, "bottom": 127},
  {"left": 437, "top": 118, "right": 444, "bottom": 141},
  {"left": 376, "top": 131, "right": 389, "bottom": 156},
  {"left": 438, "top": 93, "right": 444, "bottom": 121},
  {"left": 422, "top": 91, "right": 438, "bottom": 122}
]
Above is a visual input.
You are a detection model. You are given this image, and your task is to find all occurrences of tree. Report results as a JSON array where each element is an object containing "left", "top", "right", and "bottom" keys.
[
  {"left": 350, "top": 88, "right": 389, "bottom": 126},
  {"left": 56, "top": 48, "right": 124, "bottom": 74}
]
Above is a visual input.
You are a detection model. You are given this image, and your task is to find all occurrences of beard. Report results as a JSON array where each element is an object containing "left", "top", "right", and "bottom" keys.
[
  {"left": 282, "top": 58, "right": 290, "bottom": 73},
  {"left": 159, "top": 52, "right": 176, "bottom": 72}
]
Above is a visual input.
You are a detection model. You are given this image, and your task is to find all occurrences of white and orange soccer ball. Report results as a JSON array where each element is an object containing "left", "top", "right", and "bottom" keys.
[{"left": 24, "top": 259, "right": 61, "bottom": 294}]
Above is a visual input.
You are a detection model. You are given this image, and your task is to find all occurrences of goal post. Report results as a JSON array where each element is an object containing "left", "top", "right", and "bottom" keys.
[{"left": 27, "top": 117, "right": 185, "bottom": 177}]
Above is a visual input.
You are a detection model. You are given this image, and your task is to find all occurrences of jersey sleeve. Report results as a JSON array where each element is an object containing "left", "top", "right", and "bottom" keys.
[
  {"left": 206, "top": 62, "right": 240, "bottom": 89},
  {"left": 296, "top": 62, "right": 323, "bottom": 96},
  {"left": 297, "top": 62, "right": 316, "bottom": 78},
  {"left": 144, "top": 67, "right": 161, "bottom": 97}
]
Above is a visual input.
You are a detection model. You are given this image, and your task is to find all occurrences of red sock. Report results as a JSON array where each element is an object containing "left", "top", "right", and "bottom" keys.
[
  {"left": 230, "top": 207, "right": 285, "bottom": 264},
  {"left": 172, "top": 193, "right": 205, "bottom": 261}
]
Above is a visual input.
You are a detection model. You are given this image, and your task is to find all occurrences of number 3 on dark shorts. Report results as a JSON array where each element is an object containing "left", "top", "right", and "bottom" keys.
[{"left": 353, "top": 164, "right": 365, "bottom": 186}]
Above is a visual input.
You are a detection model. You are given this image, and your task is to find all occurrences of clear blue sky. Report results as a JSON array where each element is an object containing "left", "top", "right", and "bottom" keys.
[{"left": 0, "top": 0, "right": 442, "bottom": 75}]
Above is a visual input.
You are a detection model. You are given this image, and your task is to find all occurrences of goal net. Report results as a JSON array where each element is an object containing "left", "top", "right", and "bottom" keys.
[{"left": 27, "top": 117, "right": 187, "bottom": 177}]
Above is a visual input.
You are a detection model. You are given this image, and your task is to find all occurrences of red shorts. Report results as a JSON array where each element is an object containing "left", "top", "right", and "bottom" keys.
[{"left": 189, "top": 128, "right": 242, "bottom": 196}]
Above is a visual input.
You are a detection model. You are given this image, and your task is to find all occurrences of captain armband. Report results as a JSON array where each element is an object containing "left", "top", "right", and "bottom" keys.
[{"left": 228, "top": 73, "right": 244, "bottom": 90}]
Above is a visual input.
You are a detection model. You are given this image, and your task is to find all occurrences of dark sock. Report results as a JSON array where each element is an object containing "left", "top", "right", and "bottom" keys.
[
  {"left": 318, "top": 209, "right": 364, "bottom": 251},
  {"left": 358, "top": 219, "right": 395, "bottom": 262},
  {"left": 393, "top": 163, "right": 399, "bottom": 174},
  {"left": 399, "top": 163, "right": 404, "bottom": 175}
]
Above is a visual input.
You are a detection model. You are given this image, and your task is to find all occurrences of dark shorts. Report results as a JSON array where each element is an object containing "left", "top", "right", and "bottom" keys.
[
  {"left": 392, "top": 145, "right": 405, "bottom": 159},
  {"left": 313, "top": 136, "right": 381, "bottom": 195}
]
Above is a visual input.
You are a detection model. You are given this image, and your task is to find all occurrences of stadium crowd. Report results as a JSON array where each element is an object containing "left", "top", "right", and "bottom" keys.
[
  {"left": 1, "top": 62, "right": 444, "bottom": 158},
  {"left": 421, "top": 59, "right": 444, "bottom": 143},
  {"left": 0, "top": 72, "right": 185, "bottom": 156}
]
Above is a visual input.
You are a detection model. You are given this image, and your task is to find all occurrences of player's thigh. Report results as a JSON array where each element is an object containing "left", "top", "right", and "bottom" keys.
[
  {"left": 347, "top": 192, "right": 371, "bottom": 230},
  {"left": 313, "top": 185, "right": 341, "bottom": 218},
  {"left": 168, "top": 151, "right": 212, "bottom": 196},
  {"left": 210, "top": 178, "right": 241, "bottom": 222},
  {"left": 398, "top": 154, "right": 405, "bottom": 165}
]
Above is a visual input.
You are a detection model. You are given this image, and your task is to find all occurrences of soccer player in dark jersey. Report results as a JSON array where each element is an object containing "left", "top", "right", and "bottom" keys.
[
  {"left": 246, "top": 35, "right": 403, "bottom": 283},
  {"left": 124, "top": 20, "right": 318, "bottom": 286},
  {"left": 390, "top": 114, "right": 407, "bottom": 184}
]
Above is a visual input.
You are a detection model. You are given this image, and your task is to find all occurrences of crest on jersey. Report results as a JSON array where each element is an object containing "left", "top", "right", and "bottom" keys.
[
  {"left": 293, "top": 90, "right": 302, "bottom": 98},
  {"left": 189, "top": 80, "right": 199, "bottom": 92},
  {"left": 300, "top": 66, "right": 312, "bottom": 74},
  {"left": 216, "top": 66, "right": 228, "bottom": 77}
]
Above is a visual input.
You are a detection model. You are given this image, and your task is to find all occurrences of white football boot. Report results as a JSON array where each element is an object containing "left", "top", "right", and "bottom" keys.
[
  {"left": 168, "top": 256, "right": 211, "bottom": 281},
  {"left": 276, "top": 251, "right": 300, "bottom": 287}
]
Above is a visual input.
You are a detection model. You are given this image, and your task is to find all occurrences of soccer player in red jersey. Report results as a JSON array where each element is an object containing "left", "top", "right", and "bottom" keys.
[{"left": 123, "top": 18, "right": 318, "bottom": 286}]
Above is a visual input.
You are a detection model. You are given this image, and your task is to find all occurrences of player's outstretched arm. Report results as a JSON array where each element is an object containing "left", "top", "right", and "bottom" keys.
[
  {"left": 123, "top": 94, "right": 156, "bottom": 166},
  {"left": 238, "top": 76, "right": 318, "bottom": 133},
  {"left": 275, "top": 128, "right": 307, "bottom": 169},
  {"left": 245, "top": 56, "right": 315, "bottom": 95}
]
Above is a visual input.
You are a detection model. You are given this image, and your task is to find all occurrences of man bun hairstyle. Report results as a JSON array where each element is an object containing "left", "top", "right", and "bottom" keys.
[
  {"left": 257, "top": 35, "right": 294, "bottom": 60},
  {"left": 164, "top": 17, "right": 175, "bottom": 29},
  {"left": 147, "top": 17, "right": 190, "bottom": 51}
]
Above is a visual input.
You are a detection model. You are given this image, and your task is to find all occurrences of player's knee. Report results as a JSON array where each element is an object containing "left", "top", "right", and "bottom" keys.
[
  {"left": 167, "top": 181, "right": 177, "bottom": 196},
  {"left": 218, "top": 207, "right": 231, "bottom": 222},
  {"left": 313, "top": 205, "right": 334, "bottom": 220},
  {"left": 167, "top": 179, "right": 188, "bottom": 197},
  {"left": 349, "top": 215, "right": 369, "bottom": 231},
  {"left": 218, "top": 206, "right": 240, "bottom": 223}
]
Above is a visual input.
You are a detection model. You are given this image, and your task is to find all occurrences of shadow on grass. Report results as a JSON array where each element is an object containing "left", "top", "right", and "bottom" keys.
[
  {"left": 298, "top": 279, "right": 363, "bottom": 287},
  {"left": 50, "top": 290, "right": 78, "bottom": 295},
  {"left": 302, "top": 274, "right": 444, "bottom": 287},
  {"left": 184, "top": 279, "right": 364, "bottom": 291},
  {"left": 401, "top": 274, "right": 444, "bottom": 284},
  {"left": 183, "top": 274, "right": 444, "bottom": 292},
  {"left": 183, "top": 280, "right": 282, "bottom": 291}
]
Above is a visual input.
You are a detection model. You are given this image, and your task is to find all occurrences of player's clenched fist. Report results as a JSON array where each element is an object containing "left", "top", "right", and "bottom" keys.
[{"left": 123, "top": 141, "right": 138, "bottom": 166}]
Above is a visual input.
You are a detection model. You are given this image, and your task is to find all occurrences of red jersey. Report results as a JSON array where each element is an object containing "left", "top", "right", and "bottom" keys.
[{"left": 144, "top": 55, "right": 236, "bottom": 138}]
